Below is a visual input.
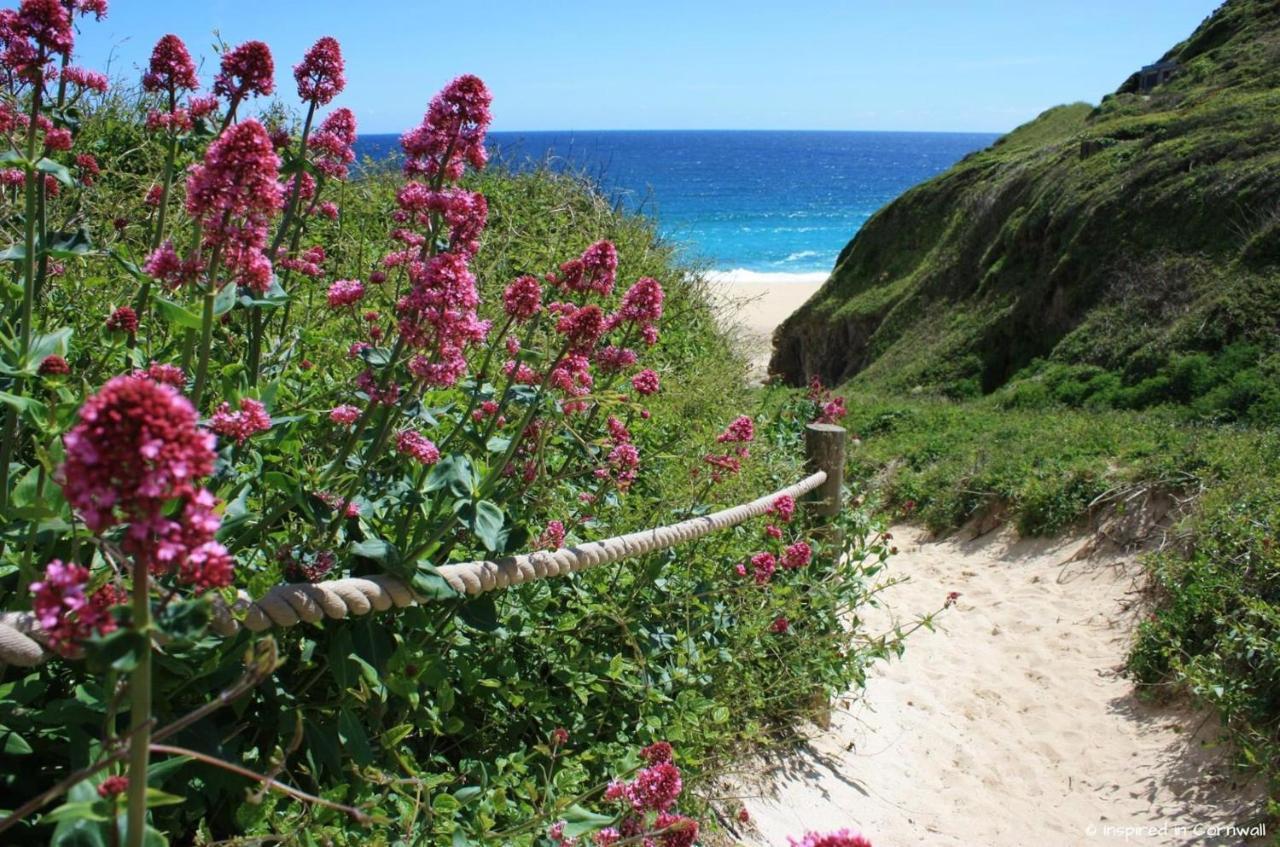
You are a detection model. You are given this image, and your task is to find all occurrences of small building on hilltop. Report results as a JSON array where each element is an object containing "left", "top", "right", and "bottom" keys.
[{"left": 1138, "top": 60, "right": 1179, "bottom": 93}]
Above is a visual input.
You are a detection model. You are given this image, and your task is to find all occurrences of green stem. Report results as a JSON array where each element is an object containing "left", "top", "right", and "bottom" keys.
[
  {"left": 190, "top": 287, "right": 217, "bottom": 411},
  {"left": 124, "top": 564, "right": 152, "bottom": 847}
]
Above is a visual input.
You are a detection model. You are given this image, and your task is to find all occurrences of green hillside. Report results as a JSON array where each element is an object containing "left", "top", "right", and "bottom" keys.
[{"left": 770, "top": 0, "right": 1280, "bottom": 423}]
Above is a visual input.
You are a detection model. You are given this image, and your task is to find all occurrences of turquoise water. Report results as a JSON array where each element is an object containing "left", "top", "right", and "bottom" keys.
[{"left": 354, "top": 130, "right": 998, "bottom": 276}]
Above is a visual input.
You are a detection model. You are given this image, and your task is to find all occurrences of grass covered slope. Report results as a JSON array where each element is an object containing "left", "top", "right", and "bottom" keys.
[{"left": 771, "top": 0, "right": 1280, "bottom": 423}]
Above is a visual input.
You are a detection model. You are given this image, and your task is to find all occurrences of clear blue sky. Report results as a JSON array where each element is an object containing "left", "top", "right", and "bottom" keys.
[{"left": 72, "top": 0, "right": 1220, "bottom": 134}]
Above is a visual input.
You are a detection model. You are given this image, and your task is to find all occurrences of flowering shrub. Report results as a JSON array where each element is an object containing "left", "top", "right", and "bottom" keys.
[{"left": 0, "top": 7, "right": 906, "bottom": 846}]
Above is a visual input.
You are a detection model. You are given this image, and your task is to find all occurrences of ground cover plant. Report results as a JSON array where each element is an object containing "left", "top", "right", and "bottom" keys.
[
  {"left": 0, "top": 5, "right": 907, "bottom": 845},
  {"left": 833, "top": 386, "right": 1280, "bottom": 809}
]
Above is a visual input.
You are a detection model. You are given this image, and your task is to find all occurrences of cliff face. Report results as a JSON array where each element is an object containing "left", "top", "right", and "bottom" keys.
[{"left": 770, "top": 0, "right": 1280, "bottom": 405}]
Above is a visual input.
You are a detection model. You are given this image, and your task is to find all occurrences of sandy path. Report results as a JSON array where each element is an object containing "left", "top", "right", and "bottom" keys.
[
  {"left": 740, "top": 526, "right": 1267, "bottom": 846},
  {"left": 708, "top": 274, "right": 824, "bottom": 379}
]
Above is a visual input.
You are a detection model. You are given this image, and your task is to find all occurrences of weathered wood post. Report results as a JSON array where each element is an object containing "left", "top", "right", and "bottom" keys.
[{"left": 804, "top": 422, "right": 846, "bottom": 518}]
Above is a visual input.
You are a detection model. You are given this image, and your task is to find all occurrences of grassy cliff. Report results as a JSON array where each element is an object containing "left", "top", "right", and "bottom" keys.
[{"left": 770, "top": 0, "right": 1280, "bottom": 424}]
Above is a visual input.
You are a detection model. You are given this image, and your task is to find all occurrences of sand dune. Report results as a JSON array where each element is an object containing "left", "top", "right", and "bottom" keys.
[
  {"left": 737, "top": 527, "right": 1268, "bottom": 846},
  {"left": 708, "top": 272, "right": 825, "bottom": 380}
]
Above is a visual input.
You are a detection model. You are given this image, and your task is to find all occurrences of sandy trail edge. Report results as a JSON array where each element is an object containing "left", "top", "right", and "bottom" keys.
[
  {"left": 735, "top": 526, "right": 1268, "bottom": 846},
  {"left": 709, "top": 278, "right": 824, "bottom": 380}
]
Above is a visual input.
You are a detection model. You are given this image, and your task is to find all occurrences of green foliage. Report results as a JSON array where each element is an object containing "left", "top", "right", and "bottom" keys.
[{"left": 770, "top": 0, "right": 1280, "bottom": 428}]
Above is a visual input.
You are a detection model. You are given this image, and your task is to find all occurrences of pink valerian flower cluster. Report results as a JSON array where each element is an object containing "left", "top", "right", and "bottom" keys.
[
  {"left": 97, "top": 775, "right": 128, "bottom": 799},
  {"left": 329, "top": 404, "right": 360, "bottom": 426},
  {"left": 788, "top": 830, "right": 873, "bottom": 847},
  {"left": 326, "top": 278, "right": 365, "bottom": 308},
  {"left": 213, "top": 40, "right": 274, "bottom": 115},
  {"left": 631, "top": 368, "right": 660, "bottom": 396},
  {"left": 768, "top": 494, "right": 796, "bottom": 523},
  {"left": 548, "top": 240, "right": 618, "bottom": 296},
  {"left": 771, "top": 616, "right": 790, "bottom": 634},
  {"left": 703, "top": 414, "right": 755, "bottom": 482},
  {"left": 61, "top": 65, "right": 106, "bottom": 93},
  {"left": 37, "top": 354, "right": 69, "bottom": 375},
  {"left": 596, "top": 745, "right": 699, "bottom": 847},
  {"left": 395, "top": 184, "right": 488, "bottom": 257},
  {"left": 278, "top": 546, "right": 337, "bottom": 583},
  {"left": 806, "top": 375, "right": 847, "bottom": 424},
  {"left": 396, "top": 430, "right": 441, "bottom": 466},
  {"left": 782, "top": 541, "right": 812, "bottom": 570},
  {"left": 278, "top": 244, "right": 325, "bottom": 278},
  {"left": 134, "top": 361, "right": 186, "bottom": 388},
  {"left": 310, "top": 106, "right": 357, "bottom": 179},
  {"left": 105, "top": 305, "right": 138, "bottom": 333},
  {"left": 209, "top": 397, "right": 272, "bottom": 445},
  {"left": 294, "top": 36, "right": 344, "bottom": 105},
  {"left": 142, "top": 33, "right": 197, "bottom": 94},
  {"left": 502, "top": 275, "right": 541, "bottom": 321},
  {"left": 59, "top": 376, "right": 233, "bottom": 592},
  {"left": 180, "top": 119, "right": 283, "bottom": 292},
  {"left": 401, "top": 73, "right": 492, "bottom": 181},
  {"left": 537, "top": 520, "right": 566, "bottom": 550},
  {"left": 30, "top": 560, "right": 116, "bottom": 656},
  {"left": 396, "top": 251, "right": 490, "bottom": 389}
]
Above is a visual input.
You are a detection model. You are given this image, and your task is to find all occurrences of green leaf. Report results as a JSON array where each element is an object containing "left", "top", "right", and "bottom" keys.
[
  {"left": 154, "top": 599, "right": 209, "bottom": 641},
  {"left": 45, "top": 227, "right": 94, "bottom": 259},
  {"left": 25, "top": 327, "right": 73, "bottom": 371},
  {"left": 0, "top": 150, "right": 28, "bottom": 167},
  {"left": 154, "top": 297, "right": 203, "bottom": 330},
  {"left": 458, "top": 595, "right": 500, "bottom": 632},
  {"left": 35, "top": 157, "right": 73, "bottom": 187},
  {"left": 43, "top": 800, "right": 111, "bottom": 824},
  {"left": 561, "top": 805, "right": 616, "bottom": 838},
  {"left": 425, "top": 454, "right": 475, "bottom": 498},
  {"left": 0, "top": 391, "right": 48, "bottom": 424},
  {"left": 350, "top": 537, "right": 399, "bottom": 568},
  {"left": 212, "top": 282, "right": 238, "bottom": 317},
  {"left": 411, "top": 561, "right": 460, "bottom": 601},
  {"left": 337, "top": 708, "right": 374, "bottom": 765},
  {"left": 0, "top": 725, "right": 32, "bottom": 754},
  {"left": 144, "top": 788, "right": 185, "bottom": 808},
  {"left": 458, "top": 500, "right": 505, "bottom": 552}
]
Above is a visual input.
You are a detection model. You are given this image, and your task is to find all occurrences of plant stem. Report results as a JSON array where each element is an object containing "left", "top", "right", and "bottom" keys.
[
  {"left": 124, "top": 564, "right": 152, "bottom": 847},
  {"left": 190, "top": 286, "right": 217, "bottom": 411}
]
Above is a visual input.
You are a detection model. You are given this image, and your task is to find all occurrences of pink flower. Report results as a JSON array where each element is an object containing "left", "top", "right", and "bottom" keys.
[
  {"left": 750, "top": 552, "right": 776, "bottom": 584},
  {"left": 625, "top": 762, "right": 682, "bottom": 812},
  {"left": 655, "top": 813, "right": 698, "bottom": 847},
  {"left": 17, "top": 0, "right": 72, "bottom": 56},
  {"left": 97, "top": 775, "right": 128, "bottom": 799},
  {"left": 401, "top": 74, "right": 492, "bottom": 181},
  {"left": 136, "top": 361, "right": 186, "bottom": 388},
  {"left": 60, "top": 375, "right": 216, "bottom": 532},
  {"left": 294, "top": 36, "right": 344, "bottom": 105},
  {"left": 717, "top": 415, "right": 754, "bottom": 444},
  {"left": 765, "top": 524, "right": 783, "bottom": 540},
  {"left": 210, "top": 397, "right": 271, "bottom": 445},
  {"left": 396, "top": 431, "right": 440, "bottom": 465},
  {"left": 38, "top": 354, "right": 69, "bottom": 375},
  {"left": 550, "top": 726, "right": 570, "bottom": 746},
  {"left": 329, "top": 405, "right": 360, "bottom": 426},
  {"left": 738, "top": 808, "right": 750, "bottom": 823},
  {"left": 548, "top": 821, "right": 567, "bottom": 843},
  {"left": 617, "top": 276, "right": 664, "bottom": 325},
  {"left": 768, "top": 494, "right": 796, "bottom": 523},
  {"left": 326, "top": 278, "right": 365, "bottom": 308},
  {"left": 787, "top": 831, "right": 873, "bottom": 847},
  {"left": 818, "top": 396, "right": 847, "bottom": 424},
  {"left": 142, "top": 33, "right": 197, "bottom": 93},
  {"left": 548, "top": 240, "right": 618, "bottom": 296},
  {"left": 30, "top": 560, "right": 116, "bottom": 656},
  {"left": 641, "top": 741, "right": 673, "bottom": 764},
  {"left": 593, "top": 828, "right": 620, "bottom": 847},
  {"left": 595, "top": 346, "right": 637, "bottom": 374},
  {"left": 105, "top": 305, "right": 138, "bottom": 334},
  {"left": 395, "top": 252, "right": 487, "bottom": 387},
  {"left": 537, "top": 520, "right": 566, "bottom": 549},
  {"left": 43, "top": 126, "right": 71, "bottom": 151},
  {"left": 556, "top": 304, "right": 606, "bottom": 352},
  {"left": 502, "top": 274, "right": 541, "bottom": 321},
  {"left": 179, "top": 540, "right": 235, "bottom": 591},
  {"left": 213, "top": 40, "right": 274, "bottom": 109},
  {"left": 631, "top": 369, "right": 660, "bottom": 396},
  {"left": 770, "top": 616, "right": 790, "bottom": 634},
  {"left": 184, "top": 120, "right": 282, "bottom": 292},
  {"left": 311, "top": 106, "right": 357, "bottom": 179},
  {"left": 782, "top": 541, "right": 812, "bottom": 570},
  {"left": 61, "top": 65, "right": 107, "bottom": 92}
]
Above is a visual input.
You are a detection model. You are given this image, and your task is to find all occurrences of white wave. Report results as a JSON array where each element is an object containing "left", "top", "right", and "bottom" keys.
[
  {"left": 703, "top": 268, "right": 830, "bottom": 285},
  {"left": 780, "top": 250, "right": 820, "bottom": 263}
]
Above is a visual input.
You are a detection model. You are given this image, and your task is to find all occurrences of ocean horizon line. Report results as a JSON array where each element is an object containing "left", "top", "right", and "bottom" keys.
[{"left": 354, "top": 128, "right": 1007, "bottom": 138}]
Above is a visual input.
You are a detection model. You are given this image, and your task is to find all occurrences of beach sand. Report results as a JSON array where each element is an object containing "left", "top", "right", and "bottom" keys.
[
  {"left": 733, "top": 527, "right": 1267, "bottom": 846},
  {"left": 708, "top": 271, "right": 826, "bottom": 380}
]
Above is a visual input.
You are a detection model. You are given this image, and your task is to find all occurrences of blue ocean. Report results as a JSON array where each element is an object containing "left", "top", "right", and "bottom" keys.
[{"left": 353, "top": 131, "right": 998, "bottom": 277}]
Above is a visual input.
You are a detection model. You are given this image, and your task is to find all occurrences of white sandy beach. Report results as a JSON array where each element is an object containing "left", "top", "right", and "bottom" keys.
[{"left": 708, "top": 270, "right": 826, "bottom": 379}]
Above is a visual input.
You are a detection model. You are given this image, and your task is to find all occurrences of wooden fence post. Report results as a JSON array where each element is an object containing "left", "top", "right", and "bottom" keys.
[{"left": 804, "top": 423, "right": 846, "bottom": 517}]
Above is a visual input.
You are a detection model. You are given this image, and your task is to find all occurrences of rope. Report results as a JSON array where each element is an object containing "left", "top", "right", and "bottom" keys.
[{"left": 0, "top": 471, "right": 826, "bottom": 667}]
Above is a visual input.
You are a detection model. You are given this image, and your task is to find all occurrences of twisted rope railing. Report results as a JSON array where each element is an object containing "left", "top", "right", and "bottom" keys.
[{"left": 0, "top": 470, "right": 828, "bottom": 668}]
